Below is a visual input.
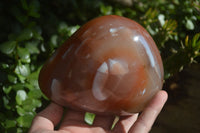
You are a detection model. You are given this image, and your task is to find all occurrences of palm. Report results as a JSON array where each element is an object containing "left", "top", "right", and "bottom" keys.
[{"left": 29, "top": 91, "right": 167, "bottom": 133}]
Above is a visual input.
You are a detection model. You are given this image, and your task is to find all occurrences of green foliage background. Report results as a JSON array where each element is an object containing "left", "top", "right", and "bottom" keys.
[{"left": 0, "top": 0, "right": 199, "bottom": 132}]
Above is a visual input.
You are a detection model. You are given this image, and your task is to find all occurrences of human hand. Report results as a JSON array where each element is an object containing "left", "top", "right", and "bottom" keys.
[{"left": 29, "top": 90, "right": 167, "bottom": 133}]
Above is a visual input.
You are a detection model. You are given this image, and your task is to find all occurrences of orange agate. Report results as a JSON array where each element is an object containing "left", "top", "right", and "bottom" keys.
[{"left": 39, "top": 15, "right": 164, "bottom": 115}]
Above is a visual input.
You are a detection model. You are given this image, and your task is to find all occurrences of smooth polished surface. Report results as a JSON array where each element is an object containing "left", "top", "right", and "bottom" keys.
[{"left": 39, "top": 15, "right": 164, "bottom": 115}]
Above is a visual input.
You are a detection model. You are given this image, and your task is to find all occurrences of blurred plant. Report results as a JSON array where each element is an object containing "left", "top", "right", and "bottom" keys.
[
  {"left": 0, "top": 0, "right": 44, "bottom": 131},
  {"left": 157, "top": 19, "right": 178, "bottom": 47},
  {"left": 0, "top": 0, "right": 200, "bottom": 132},
  {"left": 164, "top": 33, "right": 200, "bottom": 78},
  {"left": 0, "top": 0, "right": 79, "bottom": 132}
]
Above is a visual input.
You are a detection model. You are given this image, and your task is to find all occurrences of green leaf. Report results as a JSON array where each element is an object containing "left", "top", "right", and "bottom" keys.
[
  {"left": 17, "top": 29, "right": 33, "bottom": 41},
  {"left": 21, "top": 98, "right": 33, "bottom": 111},
  {"left": 17, "top": 47, "right": 31, "bottom": 63},
  {"left": 22, "top": 98, "right": 41, "bottom": 111},
  {"left": 158, "top": 14, "right": 165, "bottom": 26},
  {"left": 111, "top": 116, "right": 119, "bottom": 130},
  {"left": 185, "top": 35, "right": 189, "bottom": 47},
  {"left": 7, "top": 74, "right": 17, "bottom": 84},
  {"left": 100, "top": 4, "right": 113, "bottom": 15},
  {"left": 27, "top": 69, "right": 40, "bottom": 89},
  {"left": 21, "top": 0, "right": 28, "bottom": 10},
  {"left": 192, "top": 33, "right": 200, "bottom": 48},
  {"left": 16, "top": 106, "right": 26, "bottom": 116},
  {"left": 12, "top": 83, "right": 25, "bottom": 91},
  {"left": 5, "top": 119, "right": 17, "bottom": 128},
  {"left": 0, "top": 41, "right": 16, "bottom": 54},
  {"left": 173, "top": 0, "right": 179, "bottom": 5},
  {"left": 163, "top": 19, "right": 177, "bottom": 32},
  {"left": 3, "top": 95, "right": 9, "bottom": 105},
  {"left": 32, "top": 99, "right": 42, "bottom": 108},
  {"left": 3, "top": 86, "right": 12, "bottom": 94},
  {"left": 17, "top": 114, "right": 34, "bottom": 128},
  {"left": 24, "top": 83, "right": 35, "bottom": 90},
  {"left": 142, "top": 8, "right": 158, "bottom": 26},
  {"left": 68, "top": 25, "right": 80, "bottom": 36},
  {"left": 28, "top": 89, "right": 42, "bottom": 99},
  {"left": 58, "top": 22, "right": 68, "bottom": 34},
  {"left": 33, "top": 30, "right": 43, "bottom": 41},
  {"left": 18, "top": 74, "right": 27, "bottom": 83},
  {"left": 15, "top": 64, "right": 30, "bottom": 77},
  {"left": 3, "top": 96, "right": 11, "bottom": 109},
  {"left": 28, "top": 0, "right": 40, "bottom": 18},
  {"left": 186, "top": 19, "right": 194, "bottom": 30},
  {"left": 16, "top": 90, "right": 27, "bottom": 105},
  {"left": 84, "top": 112, "right": 96, "bottom": 125},
  {"left": 1, "top": 63, "right": 9, "bottom": 69},
  {"left": 25, "top": 41, "right": 40, "bottom": 54},
  {"left": 50, "top": 35, "right": 58, "bottom": 47}
]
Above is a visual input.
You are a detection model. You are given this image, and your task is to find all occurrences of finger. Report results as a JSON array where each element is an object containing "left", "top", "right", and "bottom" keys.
[
  {"left": 59, "top": 108, "right": 107, "bottom": 132},
  {"left": 128, "top": 90, "right": 168, "bottom": 133},
  {"left": 113, "top": 114, "right": 139, "bottom": 133},
  {"left": 93, "top": 114, "right": 115, "bottom": 130},
  {"left": 59, "top": 109, "right": 106, "bottom": 133},
  {"left": 59, "top": 108, "right": 87, "bottom": 129},
  {"left": 59, "top": 109, "right": 110, "bottom": 132},
  {"left": 29, "top": 102, "right": 64, "bottom": 132}
]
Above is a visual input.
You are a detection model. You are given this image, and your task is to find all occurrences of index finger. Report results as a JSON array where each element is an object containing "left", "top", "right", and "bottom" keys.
[
  {"left": 29, "top": 102, "right": 64, "bottom": 133},
  {"left": 129, "top": 90, "right": 168, "bottom": 133}
]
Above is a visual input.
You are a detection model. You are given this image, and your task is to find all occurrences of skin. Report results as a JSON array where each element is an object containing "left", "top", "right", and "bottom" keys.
[{"left": 29, "top": 90, "right": 168, "bottom": 133}]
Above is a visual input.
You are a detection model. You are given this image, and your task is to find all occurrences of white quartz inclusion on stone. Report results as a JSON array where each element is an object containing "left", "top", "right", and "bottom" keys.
[
  {"left": 109, "top": 26, "right": 124, "bottom": 36},
  {"left": 51, "top": 79, "right": 62, "bottom": 100},
  {"left": 92, "top": 62, "right": 109, "bottom": 101},
  {"left": 92, "top": 58, "right": 129, "bottom": 101},
  {"left": 108, "top": 59, "right": 129, "bottom": 75}
]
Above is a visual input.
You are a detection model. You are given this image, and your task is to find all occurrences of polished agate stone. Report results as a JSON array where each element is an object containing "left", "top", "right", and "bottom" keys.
[{"left": 39, "top": 15, "right": 164, "bottom": 115}]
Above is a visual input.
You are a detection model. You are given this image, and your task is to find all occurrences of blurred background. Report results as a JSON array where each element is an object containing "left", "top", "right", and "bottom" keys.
[{"left": 0, "top": 0, "right": 200, "bottom": 132}]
